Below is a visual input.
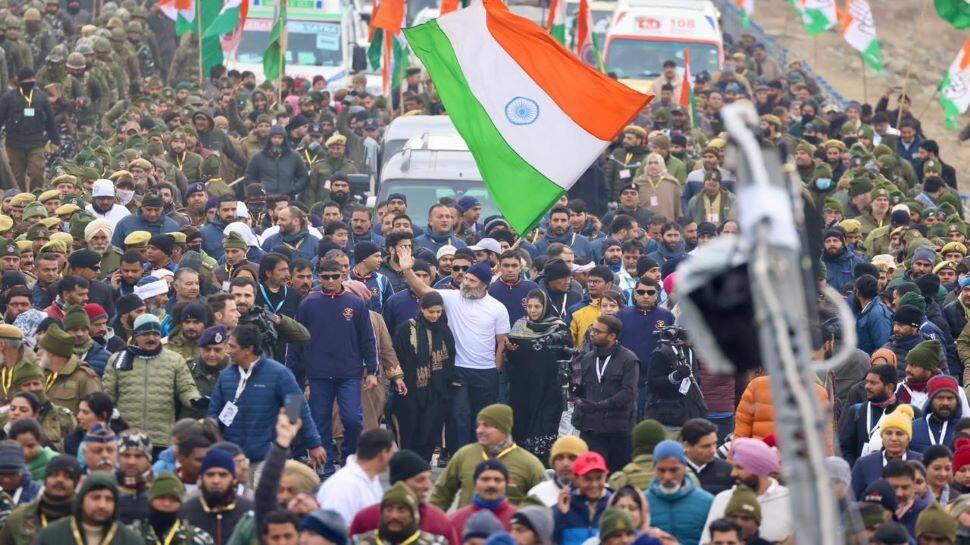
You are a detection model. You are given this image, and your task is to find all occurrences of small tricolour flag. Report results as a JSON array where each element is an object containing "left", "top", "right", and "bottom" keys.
[
  {"left": 736, "top": 0, "right": 753, "bottom": 27},
  {"left": 791, "top": 0, "right": 837, "bottom": 36},
  {"left": 203, "top": 0, "right": 248, "bottom": 54},
  {"left": 403, "top": 0, "right": 651, "bottom": 233},
  {"left": 161, "top": 0, "right": 196, "bottom": 36},
  {"left": 263, "top": 0, "right": 287, "bottom": 82},
  {"left": 939, "top": 39, "right": 970, "bottom": 130},
  {"left": 367, "top": 0, "right": 408, "bottom": 97},
  {"left": 546, "top": 0, "right": 566, "bottom": 45},
  {"left": 678, "top": 47, "right": 696, "bottom": 125},
  {"left": 840, "top": 0, "right": 883, "bottom": 71},
  {"left": 576, "top": 0, "right": 603, "bottom": 70},
  {"left": 935, "top": 0, "right": 970, "bottom": 29}
]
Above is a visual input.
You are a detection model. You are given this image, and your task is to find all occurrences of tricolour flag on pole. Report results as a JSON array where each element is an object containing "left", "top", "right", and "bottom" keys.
[
  {"left": 939, "top": 39, "right": 970, "bottom": 130},
  {"left": 935, "top": 0, "right": 970, "bottom": 30},
  {"left": 840, "top": 0, "right": 883, "bottom": 71},
  {"left": 367, "top": 0, "right": 408, "bottom": 97},
  {"left": 576, "top": 0, "right": 603, "bottom": 70},
  {"left": 403, "top": 0, "right": 651, "bottom": 233},
  {"left": 219, "top": 0, "right": 249, "bottom": 54},
  {"left": 203, "top": 0, "right": 243, "bottom": 38},
  {"left": 736, "top": 0, "right": 753, "bottom": 27},
  {"left": 678, "top": 47, "right": 696, "bottom": 125},
  {"left": 161, "top": 0, "right": 195, "bottom": 36},
  {"left": 263, "top": 0, "right": 287, "bottom": 82},
  {"left": 546, "top": 0, "right": 566, "bottom": 45},
  {"left": 791, "top": 0, "right": 837, "bottom": 35}
]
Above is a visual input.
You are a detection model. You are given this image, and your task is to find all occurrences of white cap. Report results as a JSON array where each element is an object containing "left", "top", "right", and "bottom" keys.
[
  {"left": 134, "top": 277, "right": 169, "bottom": 301},
  {"left": 571, "top": 262, "right": 595, "bottom": 273},
  {"left": 436, "top": 245, "right": 457, "bottom": 259},
  {"left": 468, "top": 238, "right": 501, "bottom": 254},
  {"left": 236, "top": 201, "right": 250, "bottom": 219},
  {"left": 92, "top": 179, "right": 115, "bottom": 198}
]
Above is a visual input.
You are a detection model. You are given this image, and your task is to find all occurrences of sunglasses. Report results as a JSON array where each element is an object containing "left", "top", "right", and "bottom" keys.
[
  {"left": 452, "top": 265, "right": 469, "bottom": 272},
  {"left": 636, "top": 289, "right": 657, "bottom": 296},
  {"left": 319, "top": 274, "right": 341, "bottom": 281}
]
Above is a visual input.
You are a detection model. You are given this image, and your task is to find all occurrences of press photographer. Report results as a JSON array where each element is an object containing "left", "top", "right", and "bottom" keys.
[{"left": 645, "top": 324, "right": 708, "bottom": 433}]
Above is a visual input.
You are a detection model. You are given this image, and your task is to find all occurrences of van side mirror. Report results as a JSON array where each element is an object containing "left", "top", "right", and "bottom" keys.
[{"left": 352, "top": 45, "right": 368, "bottom": 72}]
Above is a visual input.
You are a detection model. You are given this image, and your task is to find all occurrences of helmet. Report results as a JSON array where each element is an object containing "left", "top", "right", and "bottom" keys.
[
  {"left": 66, "top": 52, "right": 86, "bottom": 70},
  {"left": 75, "top": 42, "right": 94, "bottom": 56},
  {"left": 23, "top": 8, "right": 40, "bottom": 21},
  {"left": 109, "top": 27, "right": 125, "bottom": 42},
  {"left": 45, "top": 44, "right": 67, "bottom": 63},
  {"left": 5, "top": 15, "right": 21, "bottom": 29},
  {"left": 125, "top": 21, "right": 141, "bottom": 33},
  {"left": 93, "top": 36, "right": 111, "bottom": 53}
]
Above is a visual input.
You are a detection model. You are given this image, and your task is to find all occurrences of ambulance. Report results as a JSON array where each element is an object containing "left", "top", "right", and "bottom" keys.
[
  {"left": 603, "top": 0, "right": 723, "bottom": 93},
  {"left": 227, "top": 0, "right": 370, "bottom": 89}
]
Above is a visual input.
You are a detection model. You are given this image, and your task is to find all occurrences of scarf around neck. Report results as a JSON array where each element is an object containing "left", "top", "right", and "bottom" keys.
[{"left": 115, "top": 343, "right": 163, "bottom": 371}]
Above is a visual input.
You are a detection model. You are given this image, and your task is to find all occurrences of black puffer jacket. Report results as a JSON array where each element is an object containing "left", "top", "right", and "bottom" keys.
[
  {"left": 574, "top": 342, "right": 639, "bottom": 434},
  {"left": 0, "top": 84, "right": 60, "bottom": 149},
  {"left": 243, "top": 126, "right": 309, "bottom": 197}
]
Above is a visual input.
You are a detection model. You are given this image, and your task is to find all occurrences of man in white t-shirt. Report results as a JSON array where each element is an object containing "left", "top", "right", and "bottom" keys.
[{"left": 399, "top": 248, "right": 510, "bottom": 447}]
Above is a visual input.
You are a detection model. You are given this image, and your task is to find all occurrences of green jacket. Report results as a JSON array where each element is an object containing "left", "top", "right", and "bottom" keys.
[
  {"left": 607, "top": 453, "right": 655, "bottom": 491},
  {"left": 166, "top": 328, "right": 201, "bottom": 363},
  {"left": 103, "top": 348, "right": 201, "bottom": 447},
  {"left": 863, "top": 224, "right": 893, "bottom": 256},
  {"left": 33, "top": 474, "right": 145, "bottom": 545},
  {"left": 306, "top": 157, "right": 358, "bottom": 206},
  {"left": 99, "top": 247, "right": 124, "bottom": 279},
  {"left": 129, "top": 518, "right": 213, "bottom": 545},
  {"left": 169, "top": 151, "right": 203, "bottom": 186},
  {"left": 429, "top": 443, "right": 545, "bottom": 510},
  {"left": 0, "top": 494, "right": 73, "bottom": 545},
  {"left": 45, "top": 354, "right": 102, "bottom": 416}
]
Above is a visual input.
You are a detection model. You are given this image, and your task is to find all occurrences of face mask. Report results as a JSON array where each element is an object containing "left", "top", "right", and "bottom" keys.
[
  {"left": 117, "top": 189, "right": 135, "bottom": 205},
  {"left": 308, "top": 140, "right": 320, "bottom": 151},
  {"left": 19, "top": 82, "right": 34, "bottom": 94},
  {"left": 815, "top": 178, "right": 832, "bottom": 191}
]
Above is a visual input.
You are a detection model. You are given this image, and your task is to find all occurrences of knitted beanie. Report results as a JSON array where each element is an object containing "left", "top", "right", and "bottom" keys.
[
  {"left": 463, "top": 509, "right": 504, "bottom": 540},
  {"left": 200, "top": 448, "right": 235, "bottom": 476},
  {"left": 549, "top": 436, "right": 588, "bottom": 466},
  {"left": 389, "top": 450, "right": 430, "bottom": 484},
  {"left": 723, "top": 485, "right": 762, "bottom": 524},
  {"left": 301, "top": 509, "right": 348, "bottom": 545},
  {"left": 599, "top": 508, "right": 635, "bottom": 541},
  {"left": 477, "top": 404, "right": 513, "bottom": 436},
  {"left": 632, "top": 419, "right": 667, "bottom": 456},
  {"left": 916, "top": 503, "right": 957, "bottom": 542},
  {"left": 881, "top": 405, "right": 915, "bottom": 440},
  {"left": 62, "top": 304, "right": 91, "bottom": 331},
  {"left": 953, "top": 438, "right": 970, "bottom": 473},
  {"left": 149, "top": 471, "right": 186, "bottom": 502},
  {"left": 906, "top": 340, "right": 942, "bottom": 372},
  {"left": 11, "top": 361, "right": 44, "bottom": 388},
  {"left": 381, "top": 482, "right": 420, "bottom": 521}
]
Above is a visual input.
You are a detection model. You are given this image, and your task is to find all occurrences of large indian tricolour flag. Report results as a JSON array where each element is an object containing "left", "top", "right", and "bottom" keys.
[{"left": 403, "top": 0, "right": 651, "bottom": 233}]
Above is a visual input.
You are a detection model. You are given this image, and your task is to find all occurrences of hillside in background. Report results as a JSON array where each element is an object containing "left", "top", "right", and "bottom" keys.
[{"left": 752, "top": 0, "right": 969, "bottom": 193}]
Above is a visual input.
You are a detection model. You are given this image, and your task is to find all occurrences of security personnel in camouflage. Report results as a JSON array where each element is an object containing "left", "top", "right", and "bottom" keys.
[
  {"left": 126, "top": 21, "right": 157, "bottom": 78},
  {"left": 307, "top": 134, "right": 359, "bottom": 205},
  {"left": 35, "top": 45, "right": 68, "bottom": 88},
  {"left": 66, "top": 52, "right": 103, "bottom": 142},
  {"left": 21, "top": 9, "right": 55, "bottom": 69},
  {"left": 130, "top": 7, "right": 162, "bottom": 77},
  {"left": 3, "top": 17, "right": 34, "bottom": 81},
  {"left": 109, "top": 26, "right": 140, "bottom": 85},
  {"left": 603, "top": 125, "right": 648, "bottom": 202},
  {"left": 167, "top": 33, "right": 200, "bottom": 86},
  {"left": 94, "top": 36, "right": 127, "bottom": 103},
  {"left": 168, "top": 130, "right": 203, "bottom": 186},
  {"left": 76, "top": 42, "right": 112, "bottom": 114},
  {"left": 42, "top": 0, "right": 73, "bottom": 43}
]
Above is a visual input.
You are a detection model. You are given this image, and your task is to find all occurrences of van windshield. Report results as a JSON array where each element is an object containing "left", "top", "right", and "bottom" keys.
[
  {"left": 380, "top": 181, "right": 499, "bottom": 221},
  {"left": 605, "top": 39, "right": 718, "bottom": 79},
  {"left": 237, "top": 20, "right": 343, "bottom": 68}
]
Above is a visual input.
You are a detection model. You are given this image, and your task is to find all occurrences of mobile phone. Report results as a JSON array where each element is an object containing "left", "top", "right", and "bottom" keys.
[{"left": 284, "top": 393, "right": 302, "bottom": 424}]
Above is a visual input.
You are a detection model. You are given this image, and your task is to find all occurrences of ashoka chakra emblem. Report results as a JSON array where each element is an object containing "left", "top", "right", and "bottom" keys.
[{"left": 505, "top": 97, "right": 540, "bottom": 125}]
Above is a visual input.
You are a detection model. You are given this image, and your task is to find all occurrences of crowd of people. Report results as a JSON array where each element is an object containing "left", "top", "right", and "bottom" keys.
[{"left": 0, "top": 2, "right": 962, "bottom": 545}]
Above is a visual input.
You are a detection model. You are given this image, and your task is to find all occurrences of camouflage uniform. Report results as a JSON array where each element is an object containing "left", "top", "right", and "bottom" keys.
[
  {"left": 3, "top": 18, "right": 34, "bottom": 81},
  {"left": 94, "top": 37, "right": 128, "bottom": 103},
  {"left": 307, "top": 156, "right": 358, "bottom": 205},
  {"left": 109, "top": 27, "right": 141, "bottom": 86},
  {"left": 42, "top": 3, "right": 73, "bottom": 43},
  {"left": 126, "top": 22, "right": 157, "bottom": 77},
  {"left": 167, "top": 35, "right": 199, "bottom": 86},
  {"left": 22, "top": 14, "right": 55, "bottom": 69},
  {"left": 353, "top": 531, "right": 445, "bottom": 545},
  {"left": 129, "top": 518, "right": 214, "bottom": 545}
]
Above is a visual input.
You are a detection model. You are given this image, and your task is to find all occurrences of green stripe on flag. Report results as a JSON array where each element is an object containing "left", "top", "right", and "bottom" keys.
[
  {"left": 368, "top": 28, "right": 383, "bottom": 71},
  {"left": 940, "top": 73, "right": 961, "bottom": 131},
  {"left": 861, "top": 40, "right": 883, "bottom": 71},
  {"left": 550, "top": 23, "right": 565, "bottom": 45},
  {"left": 404, "top": 20, "right": 565, "bottom": 234},
  {"left": 802, "top": 8, "right": 831, "bottom": 35},
  {"left": 263, "top": 1, "right": 287, "bottom": 81}
]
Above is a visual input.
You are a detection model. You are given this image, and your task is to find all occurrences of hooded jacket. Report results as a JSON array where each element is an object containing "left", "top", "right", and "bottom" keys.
[
  {"left": 33, "top": 473, "right": 143, "bottom": 545},
  {"left": 645, "top": 475, "right": 713, "bottom": 545},
  {"left": 194, "top": 109, "right": 246, "bottom": 168},
  {"left": 243, "top": 126, "right": 309, "bottom": 197}
]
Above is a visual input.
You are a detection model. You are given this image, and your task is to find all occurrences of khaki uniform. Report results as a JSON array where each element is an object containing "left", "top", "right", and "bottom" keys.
[
  {"left": 170, "top": 151, "right": 204, "bottom": 186},
  {"left": 166, "top": 327, "right": 201, "bottom": 363},
  {"left": 0, "top": 355, "right": 38, "bottom": 405},
  {"left": 45, "top": 354, "right": 103, "bottom": 415},
  {"left": 307, "top": 157, "right": 358, "bottom": 205},
  {"left": 99, "top": 247, "right": 123, "bottom": 279}
]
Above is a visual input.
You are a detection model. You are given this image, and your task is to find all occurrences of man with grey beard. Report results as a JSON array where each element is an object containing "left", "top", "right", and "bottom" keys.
[
  {"left": 399, "top": 248, "right": 511, "bottom": 448},
  {"left": 84, "top": 218, "right": 124, "bottom": 280}
]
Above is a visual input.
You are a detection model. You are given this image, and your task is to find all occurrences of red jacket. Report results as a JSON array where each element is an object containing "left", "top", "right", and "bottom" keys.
[
  {"left": 350, "top": 502, "right": 459, "bottom": 545},
  {"left": 448, "top": 501, "right": 517, "bottom": 538}
]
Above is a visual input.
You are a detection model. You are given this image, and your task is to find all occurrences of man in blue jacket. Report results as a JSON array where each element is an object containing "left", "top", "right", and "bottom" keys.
[
  {"left": 910, "top": 375, "right": 961, "bottom": 453},
  {"left": 532, "top": 206, "right": 594, "bottom": 260},
  {"left": 199, "top": 194, "right": 238, "bottom": 262},
  {"left": 617, "top": 276, "right": 675, "bottom": 420},
  {"left": 110, "top": 193, "right": 180, "bottom": 249},
  {"left": 208, "top": 324, "right": 325, "bottom": 466},
  {"left": 646, "top": 440, "right": 713, "bottom": 545},
  {"left": 295, "top": 259, "right": 378, "bottom": 475},
  {"left": 855, "top": 274, "right": 893, "bottom": 354},
  {"left": 822, "top": 226, "right": 866, "bottom": 293}
]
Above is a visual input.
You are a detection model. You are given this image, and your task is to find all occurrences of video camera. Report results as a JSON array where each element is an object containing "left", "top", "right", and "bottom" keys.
[{"left": 653, "top": 324, "right": 688, "bottom": 346}]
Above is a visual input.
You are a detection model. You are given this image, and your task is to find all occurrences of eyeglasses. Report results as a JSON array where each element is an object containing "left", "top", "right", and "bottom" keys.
[
  {"left": 636, "top": 289, "right": 657, "bottom": 296},
  {"left": 319, "top": 274, "right": 341, "bottom": 281},
  {"left": 452, "top": 266, "right": 469, "bottom": 272}
]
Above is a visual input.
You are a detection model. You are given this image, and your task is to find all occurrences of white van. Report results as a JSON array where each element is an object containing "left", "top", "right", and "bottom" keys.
[
  {"left": 603, "top": 0, "right": 723, "bottom": 92},
  {"left": 226, "top": 0, "right": 369, "bottom": 89}
]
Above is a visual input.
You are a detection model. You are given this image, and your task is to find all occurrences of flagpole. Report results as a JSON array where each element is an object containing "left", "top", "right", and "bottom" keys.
[
  {"left": 861, "top": 54, "right": 868, "bottom": 105},
  {"left": 197, "top": 3, "right": 205, "bottom": 87},
  {"left": 278, "top": 0, "right": 287, "bottom": 102},
  {"left": 898, "top": 0, "right": 928, "bottom": 126}
]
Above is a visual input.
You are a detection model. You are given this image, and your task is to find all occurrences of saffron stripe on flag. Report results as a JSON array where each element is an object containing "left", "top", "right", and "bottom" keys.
[{"left": 404, "top": 19, "right": 566, "bottom": 233}]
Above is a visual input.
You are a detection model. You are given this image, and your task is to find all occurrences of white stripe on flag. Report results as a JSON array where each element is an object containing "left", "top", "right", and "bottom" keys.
[{"left": 437, "top": 3, "right": 607, "bottom": 190}]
